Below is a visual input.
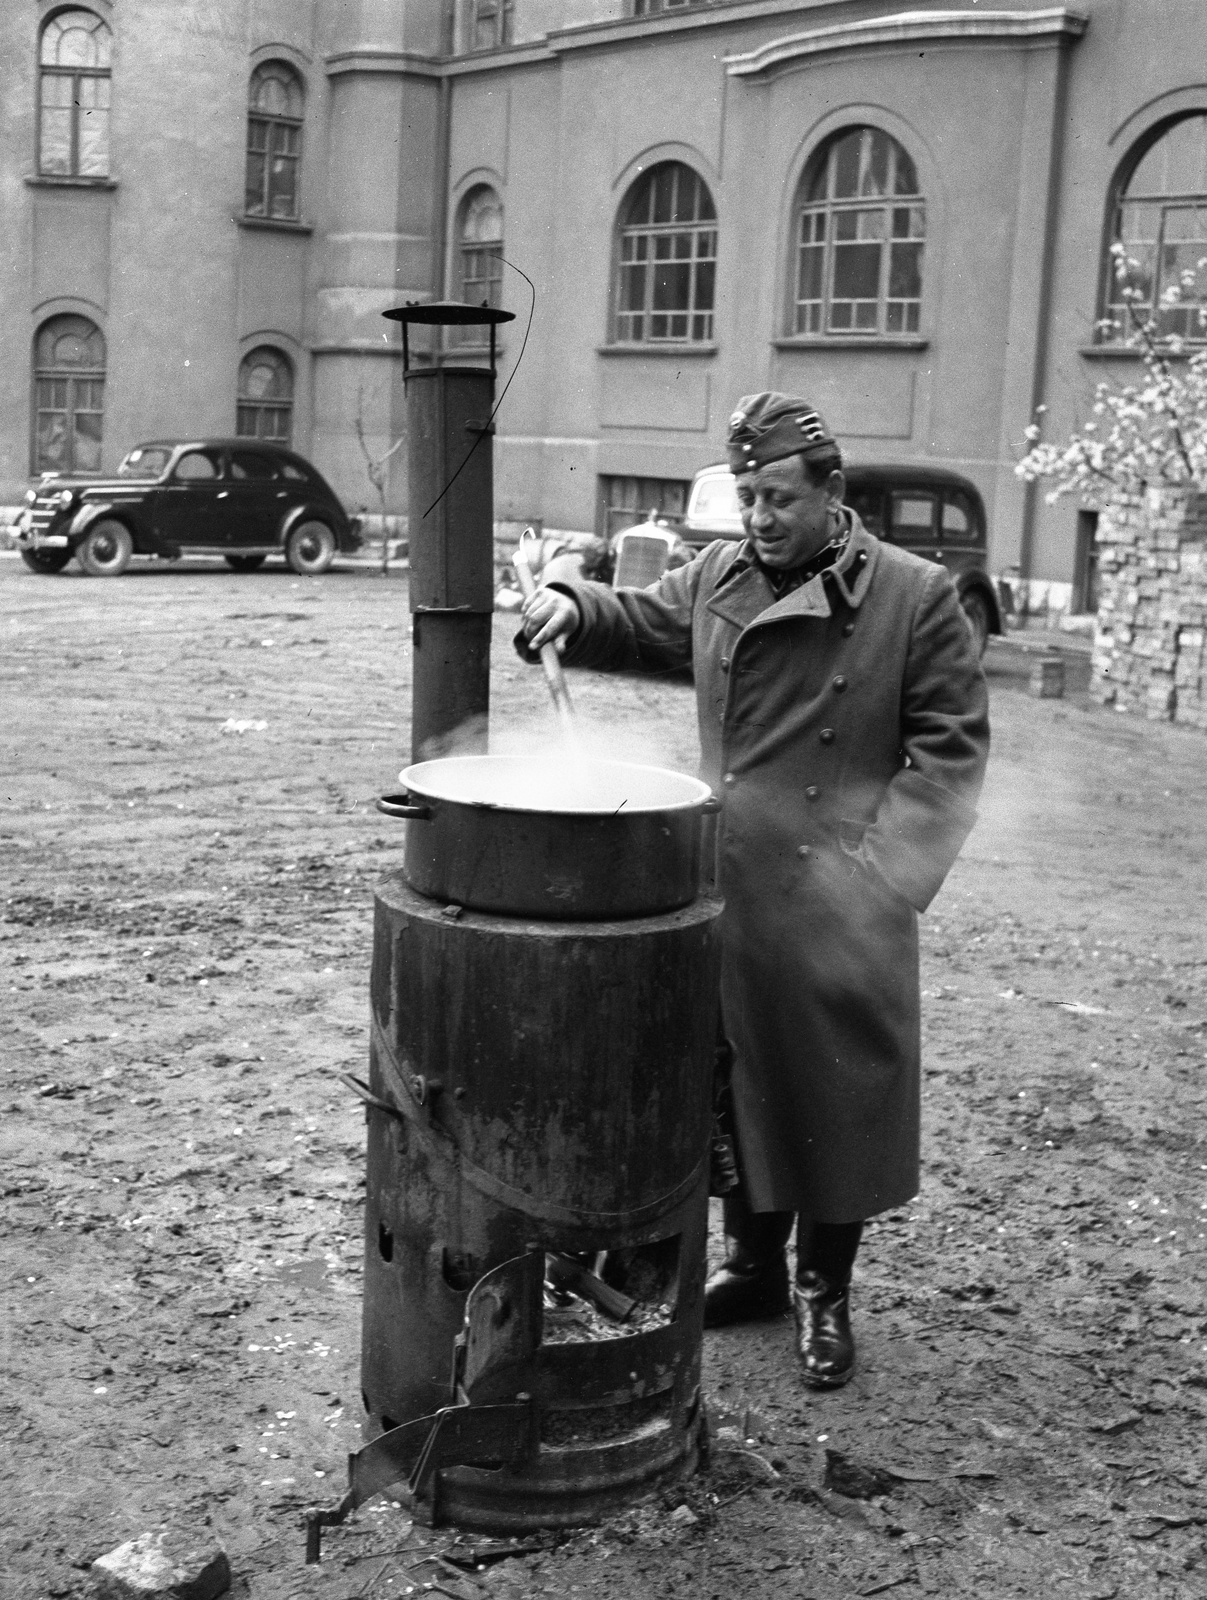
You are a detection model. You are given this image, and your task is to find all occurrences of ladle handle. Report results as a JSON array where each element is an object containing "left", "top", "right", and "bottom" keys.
[{"left": 513, "top": 535, "right": 577, "bottom": 739}]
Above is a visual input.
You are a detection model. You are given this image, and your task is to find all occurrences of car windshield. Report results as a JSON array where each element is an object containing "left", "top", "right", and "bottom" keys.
[{"left": 118, "top": 446, "right": 172, "bottom": 479}]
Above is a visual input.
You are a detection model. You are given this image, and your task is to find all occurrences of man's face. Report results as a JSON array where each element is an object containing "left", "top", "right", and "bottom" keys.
[{"left": 735, "top": 456, "right": 845, "bottom": 570}]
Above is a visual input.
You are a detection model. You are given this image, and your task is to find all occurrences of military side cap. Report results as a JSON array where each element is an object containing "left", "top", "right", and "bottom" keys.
[{"left": 726, "top": 391, "right": 836, "bottom": 473}]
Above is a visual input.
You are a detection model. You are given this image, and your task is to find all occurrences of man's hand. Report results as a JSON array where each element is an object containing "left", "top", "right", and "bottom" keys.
[{"left": 521, "top": 587, "right": 581, "bottom": 654}]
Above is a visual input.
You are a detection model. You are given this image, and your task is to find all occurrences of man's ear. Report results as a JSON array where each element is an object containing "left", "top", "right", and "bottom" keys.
[{"left": 825, "top": 469, "right": 846, "bottom": 510}]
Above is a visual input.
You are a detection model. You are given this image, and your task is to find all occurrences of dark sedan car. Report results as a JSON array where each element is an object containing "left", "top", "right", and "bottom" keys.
[
  {"left": 682, "top": 461, "right": 1002, "bottom": 655},
  {"left": 16, "top": 439, "right": 362, "bottom": 577}
]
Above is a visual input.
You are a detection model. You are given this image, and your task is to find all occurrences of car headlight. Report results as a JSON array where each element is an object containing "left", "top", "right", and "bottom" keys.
[
  {"left": 23, "top": 488, "right": 37, "bottom": 506},
  {"left": 56, "top": 489, "right": 75, "bottom": 509}
]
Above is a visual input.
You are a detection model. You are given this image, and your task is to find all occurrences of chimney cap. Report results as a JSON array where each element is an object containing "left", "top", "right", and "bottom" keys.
[{"left": 383, "top": 299, "right": 515, "bottom": 327}]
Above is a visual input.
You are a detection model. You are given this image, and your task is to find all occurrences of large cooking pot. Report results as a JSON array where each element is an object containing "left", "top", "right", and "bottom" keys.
[{"left": 376, "top": 754, "right": 720, "bottom": 918}]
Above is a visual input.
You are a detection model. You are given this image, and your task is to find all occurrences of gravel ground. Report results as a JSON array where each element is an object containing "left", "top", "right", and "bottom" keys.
[{"left": 2, "top": 557, "right": 1206, "bottom": 1600}]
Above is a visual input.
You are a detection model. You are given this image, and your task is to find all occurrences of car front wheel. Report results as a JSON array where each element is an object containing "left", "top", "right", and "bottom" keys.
[
  {"left": 225, "top": 554, "right": 267, "bottom": 572},
  {"left": 960, "top": 589, "right": 992, "bottom": 659},
  {"left": 285, "top": 521, "right": 336, "bottom": 576},
  {"left": 76, "top": 520, "right": 134, "bottom": 577},
  {"left": 20, "top": 547, "right": 71, "bottom": 575}
]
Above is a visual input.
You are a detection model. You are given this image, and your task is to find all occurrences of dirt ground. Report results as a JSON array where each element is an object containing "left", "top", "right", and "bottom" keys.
[{"left": 3, "top": 555, "right": 1206, "bottom": 1600}]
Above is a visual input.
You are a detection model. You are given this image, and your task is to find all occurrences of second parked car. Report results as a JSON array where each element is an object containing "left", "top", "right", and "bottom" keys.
[
  {"left": 682, "top": 461, "right": 1002, "bottom": 655},
  {"left": 16, "top": 438, "right": 362, "bottom": 577}
]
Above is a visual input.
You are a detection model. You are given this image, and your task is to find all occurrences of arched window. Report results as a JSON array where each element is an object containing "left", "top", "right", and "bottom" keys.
[
  {"left": 38, "top": 9, "right": 112, "bottom": 178},
  {"left": 237, "top": 347, "right": 294, "bottom": 443},
  {"left": 791, "top": 126, "right": 925, "bottom": 337},
  {"left": 458, "top": 187, "right": 504, "bottom": 308},
  {"left": 245, "top": 63, "right": 304, "bottom": 220},
  {"left": 32, "top": 314, "right": 106, "bottom": 474},
  {"left": 614, "top": 162, "right": 717, "bottom": 343},
  {"left": 1103, "top": 113, "right": 1207, "bottom": 343}
]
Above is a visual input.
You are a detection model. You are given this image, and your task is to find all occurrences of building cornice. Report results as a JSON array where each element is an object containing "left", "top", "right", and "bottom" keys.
[
  {"left": 321, "top": 4, "right": 1088, "bottom": 83},
  {"left": 726, "top": 7, "right": 1088, "bottom": 77},
  {"left": 324, "top": 50, "right": 445, "bottom": 79}
]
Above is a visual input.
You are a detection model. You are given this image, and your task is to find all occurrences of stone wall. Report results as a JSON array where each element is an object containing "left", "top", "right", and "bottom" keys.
[{"left": 1092, "top": 488, "right": 1207, "bottom": 726}]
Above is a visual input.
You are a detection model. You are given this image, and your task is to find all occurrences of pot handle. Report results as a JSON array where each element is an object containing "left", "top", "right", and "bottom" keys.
[
  {"left": 376, "top": 792, "right": 433, "bottom": 820},
  {"left": 701, "top": 796, "right": 723, "bottom": 815}
]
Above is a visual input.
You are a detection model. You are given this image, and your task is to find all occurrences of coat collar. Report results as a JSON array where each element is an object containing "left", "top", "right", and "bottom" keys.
[{"left": 704, "top": 514, "right": 880, "bottom": 631}]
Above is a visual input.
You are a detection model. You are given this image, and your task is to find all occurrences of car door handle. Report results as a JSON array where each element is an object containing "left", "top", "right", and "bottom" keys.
[{"left": 217, "top": 490, "right": 229, "bottom": 499}]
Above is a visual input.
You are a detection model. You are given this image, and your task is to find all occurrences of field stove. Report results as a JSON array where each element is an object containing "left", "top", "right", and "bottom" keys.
[{"left": 305, "top": 301, "right": 722, "bottom": 1557}]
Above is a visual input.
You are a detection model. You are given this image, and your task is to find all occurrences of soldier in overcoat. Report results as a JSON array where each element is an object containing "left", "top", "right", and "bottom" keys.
[{"left": 520, "top": 393, "right": 990, "bottom": 1386}]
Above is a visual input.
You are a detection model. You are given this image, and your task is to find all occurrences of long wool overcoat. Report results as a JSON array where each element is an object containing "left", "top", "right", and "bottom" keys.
[{"left": 547, "top": 517, "right": 990, "bottom": 1221}]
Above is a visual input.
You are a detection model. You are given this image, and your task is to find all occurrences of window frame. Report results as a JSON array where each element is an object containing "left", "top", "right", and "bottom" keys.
[
  {"left": 245, "top": 62, "right": 304, "bottom": 222},
  {"left": 1098, "top": 112, "right": 1207, "bottom": 347},
  {"left": 31, "top": 313, "right": 107, "bottom": 476},
  {"left": 611, "top": 161, "right": 718, "bottom": 346},
  {"left": 470, "top": 0, "right": 514, "bottom": 51},
  {"left": 456, "top": 185, "right": 505, "bottom": 327},
  {"left": 236, "top": 347, "right": 295, "bottom": 445},
  {"left": 789, "top": 126, "right": 926, "bottom": 340},
  {"left": 37, "top": 8, "right": 113, "bottom": 180}
]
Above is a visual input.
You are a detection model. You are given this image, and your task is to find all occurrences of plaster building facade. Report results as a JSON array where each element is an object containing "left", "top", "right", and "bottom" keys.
[{"left": 1, "top": 0, "right": 1203, "bottom": 611}]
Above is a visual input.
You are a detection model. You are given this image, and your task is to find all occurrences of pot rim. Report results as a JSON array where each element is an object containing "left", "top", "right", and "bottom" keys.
[{"left": 398, "top": 754, "right": 714, "bottom": 816}]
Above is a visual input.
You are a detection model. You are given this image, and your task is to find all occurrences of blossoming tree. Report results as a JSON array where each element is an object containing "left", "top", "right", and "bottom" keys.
[{"left": 1014, "top": 246, "right": 1207, "bottom": 724}]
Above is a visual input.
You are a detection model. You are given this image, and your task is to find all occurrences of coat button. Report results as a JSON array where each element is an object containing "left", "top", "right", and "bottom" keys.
[
  {"left": 819, "top": 728, "right": 835, "bottom": 745},
  {"left": 832, "top": 675, "right": 848, "bottom": 692},
  {"left": 842, "top": 621, "right": 855, "bottom": 637},
  {"left": 797, "top": 845, "right": 810, "bottom": 858},
  {"left": 804, "top": 785, "right": 820, "bottom": 801},
  {"left": 720, "top": 656, "right": 731, "bottom": 671},
  {"left": 857, "top": 551, "right": 868, "bottom": 565},
  {"left": 723, "top": 772, "right": 736, "bottom": 785}
]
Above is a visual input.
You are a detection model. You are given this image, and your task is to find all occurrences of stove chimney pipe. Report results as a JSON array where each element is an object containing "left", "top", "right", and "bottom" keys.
[{"left": 382, "top": 300, "right": 516, "bottom": 763}]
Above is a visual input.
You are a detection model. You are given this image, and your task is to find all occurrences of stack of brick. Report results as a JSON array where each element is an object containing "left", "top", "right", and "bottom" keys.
[{"left": 1092, "top": 487, "right": 1207, "bottom": 726}]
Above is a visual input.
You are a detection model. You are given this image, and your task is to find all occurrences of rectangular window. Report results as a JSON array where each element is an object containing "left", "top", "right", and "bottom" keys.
[
  {"left": 472, "top": 0, "right": 514, "bottom": 49},
  {"left": 889, "top": 492, "right": 937, "bottom": 543}
]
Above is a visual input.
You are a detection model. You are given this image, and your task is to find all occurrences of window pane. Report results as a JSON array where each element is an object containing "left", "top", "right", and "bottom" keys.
[
  {"left": 891, "top": 494, "right": 936, "bottom": 535},
  {"left": 860, "top": 129, "right": 890, "bottom": 198},
  {"left": 893, "top": 146, "right": 920, "bottom": 197},
  {"left": 832, "top": 132, "right": 861, "bottom": 198},
  {"left": 694, "top": 258, "right": 715, "bottom": 311},
  {"left": 230, "top": 449, "right": 278, "bottom": 480},
  {"left": 251, "top": 64, "right": 303, "bottom": 119},
  {"left": 73, "top": 407, "right": 103, "bottom": 471},
  {"left": 268, "top": 154, "right": 298, "bottom": 218},
  {"left": 833, "top": 240, "right": 882, "bottom": 301},
  {"left": 40, "top": 103, "right": 73, "bottom": 174},
  {"left": 651, "top": 166, "right": 675, "bottom": 225},
  {"left": 889, "top": 239, "right": 923, "bottom": 299},
  {"left": 1127, "top": 114, "right": 1207, "bottom": 198},
  {"left": 245, "top": 153, "right": 267, "bottom": 215},
  {"left": 36, "top": 408, "right": 70, "bottom": 472},
  {"left": 652, "top": 259, "right": 691, "bottom": 314},
  {"left": 77, "top": 80, "right": 109, "bottom": 176},
  {"left": 942, "top": 495, "right": 974, "bottom": 538},
  {"left": 42, "top": 10, "right": 111, "bottom": 69},
  {"left": 174, "top": 451, "right": 218, "bottom": 481}
]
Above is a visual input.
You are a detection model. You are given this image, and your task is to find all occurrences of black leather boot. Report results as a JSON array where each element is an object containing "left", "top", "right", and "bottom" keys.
[
  {"left": 703, "top": 1196, "right": 793, "bottom": 1328},
  {"left": 792, "top": 1220, "right": 863, "bottom": 1388}
]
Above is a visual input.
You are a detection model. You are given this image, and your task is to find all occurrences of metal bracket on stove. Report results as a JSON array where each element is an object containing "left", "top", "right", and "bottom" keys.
[{"left": 304, "top": 1395, "right": 538, "bottom": 1562}]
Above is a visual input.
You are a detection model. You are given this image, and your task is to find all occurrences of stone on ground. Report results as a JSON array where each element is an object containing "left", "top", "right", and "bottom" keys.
[{"left": 90, "top": 1529, "right": 231, "bottom": 1600}]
